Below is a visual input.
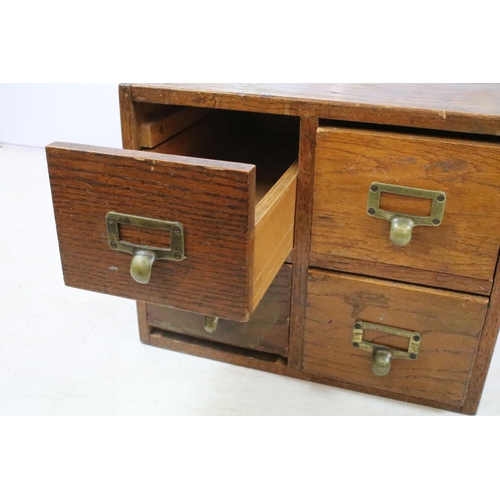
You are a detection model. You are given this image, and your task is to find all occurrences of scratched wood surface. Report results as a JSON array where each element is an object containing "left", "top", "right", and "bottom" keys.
[
  {"left": 311, "top": 126, "right": 500, "bottom": 284},
  {"left": 130, "top": 83, "right": 500, "bottom": 135},
  {"left": 303, "top": 269, "right": 489, "bottom": 406},
  {"left": 146, "top": 264, "right": 292, "bottom": 356},
  {"left": 47, "top": 143, "right": 256, "bottom": 321}
]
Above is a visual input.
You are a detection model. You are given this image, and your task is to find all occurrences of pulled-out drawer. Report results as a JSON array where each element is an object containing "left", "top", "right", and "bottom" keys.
[
  {"left": 47, "top": 111, "right": 299, "bottom": 321},
  {"left": 303, "top": 269, "right": 488, "bottom": 406},
  {"left": 311, "top": 126, "right": 500, "bottom": 293}
]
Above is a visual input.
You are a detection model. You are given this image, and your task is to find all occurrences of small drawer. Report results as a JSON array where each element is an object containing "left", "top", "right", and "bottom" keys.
[
  {"left": 145, "top": 264, "right": 292, "bottom": 356},
  {"left": 311, "top": 126, "right": 500, "bottom": 291},
  {"left": 46, "top": 111, "right": 299, "bottom": 321},
  {"left": 303, "top": 269, "right": 488, "bottom": 406}
]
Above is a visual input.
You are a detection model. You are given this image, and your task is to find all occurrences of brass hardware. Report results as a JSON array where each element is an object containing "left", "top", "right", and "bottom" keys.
[
  {"left": 106, "top": 212, "right": 185, "bottom": 284},
  {"left": 372, "top": 349, "right": 393, "bottom": 377},
  {"left": 367, "top": 183, "right": 446, "bottom": 247},
  {"left": 204, "top": 316, "right": 219, "bottom": 333},
  {"left": 352, "top": 321, "right": 421, "bottom": 376},
  {"left": 130, "top": 250, "right": 156, "bottom": 285}
]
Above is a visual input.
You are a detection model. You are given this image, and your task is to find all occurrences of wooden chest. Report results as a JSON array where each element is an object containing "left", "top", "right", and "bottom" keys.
[{"left": 46, "top": 84, "right": 500, "bottom": 414}]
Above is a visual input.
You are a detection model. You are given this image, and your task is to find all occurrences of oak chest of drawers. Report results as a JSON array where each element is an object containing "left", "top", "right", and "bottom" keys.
[{"left": 46, "top": 83, "right": 500, "bottom": 414}]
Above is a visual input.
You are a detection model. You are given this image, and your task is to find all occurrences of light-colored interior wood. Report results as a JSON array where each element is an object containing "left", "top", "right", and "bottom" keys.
[
  {"left": 253, "top": 162, "right": 298, "bottom": 310},
  {"left": 139, "top": 107, "right": 213, "bottom": 149}
]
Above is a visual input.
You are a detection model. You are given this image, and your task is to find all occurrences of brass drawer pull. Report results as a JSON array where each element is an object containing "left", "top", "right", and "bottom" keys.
[
  {"left": 352, "top": 321, "right": 421, "bottom": 376},
  {"left": 367, "top": 183, "right": 446, "bottom": 247},
  {"left": 204, "top": 316, "right": 219, "bottom": 333},
  {"left": 106, "top": 212, "right": 185, "bottom": 284}
]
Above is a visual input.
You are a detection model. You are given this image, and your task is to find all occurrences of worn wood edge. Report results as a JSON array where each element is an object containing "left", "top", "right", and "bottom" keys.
[
  {"left": 252, "top": 162, "right": 298, "bottom": 310},
  {"left": 309, "top": 252, "right": 493, "bottom": 296},
  {"left": 146, "top": 327, "right": 461, "bottom": 414},
  {"left": 130, "top": 85, "right": 500, "bottom": 136},
  {"left": 46, "top": 142, "right": 256, "bottom": 174},
  {"left": 139, "top": 107, "right": 213, "bottom": 149},
  {"left": 119, "top": 84, "right": 140, "bottom": 150},
  {"left": 462, "top": 254, "right": 500, "bottom": 414},
  {"left": 137, "top": 301, "right": 150, "bottom": 345},
  {"left": 317, "top": 124, "right": 500, "bottom": 149},
  {"left": 287, "top": 118, "right": 318, "bottom": 369}
]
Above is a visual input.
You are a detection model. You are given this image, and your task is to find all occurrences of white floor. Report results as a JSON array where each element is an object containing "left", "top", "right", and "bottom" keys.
[{"left": 1, "top": 144, "right": 500, "bottom": 416}]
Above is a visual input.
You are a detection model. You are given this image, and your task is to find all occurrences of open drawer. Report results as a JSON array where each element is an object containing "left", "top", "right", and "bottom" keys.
[{"left": 46, "top": 110, "right": 299, "bottom": 321}]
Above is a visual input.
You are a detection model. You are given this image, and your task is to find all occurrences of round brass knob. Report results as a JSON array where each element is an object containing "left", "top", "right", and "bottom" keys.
[
  {"left": 390, "top": 216, "right": 415, "bottom": 247},
  {"left": 130, "top": 250, "right": 156, "bottom": 284},
  {"left": 372, "top": 349, "right": 393, "bottom": 377}
]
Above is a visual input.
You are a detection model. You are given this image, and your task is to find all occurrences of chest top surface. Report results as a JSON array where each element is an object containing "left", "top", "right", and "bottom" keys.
[{"left": 129, "top": 83, "right": 500, "bottom": 136}]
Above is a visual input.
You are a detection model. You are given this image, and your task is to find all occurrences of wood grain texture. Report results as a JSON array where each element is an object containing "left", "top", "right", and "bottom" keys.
[
  {"left": 119, "top": 84, "right": 140, "bottom": 150},
  {"left": 463, "top": 256, "right": 500, "bottom": 414},
  {"left": 311, "top": 126, "right": 500, "bottom": 284},
  {"left": 146, "top": 264, "right": 292, "bottom": 356},
  {"left": 253, "top": 162, "right": 297, "bottom": 310},
  {"left": 137, "top": 301, "right": 150, "bottom": 345},
  {"left": 47, "top": 142, "right": 255, "bottom": 321},
  {"left": 131, "top": 83, "right": 500, "bottom": 135},
  {"left": 309, "top": 252, "right": 492, "bottom": 296},
  {"left": 146, "top": 325, "right": 461, "bottom": 413},
  {"left": 113, "top": 84, "right": 500, "bottom": 414},
  {"left": 303, "top": 269, "right": 488, "bottom": 405},
  {"left": 288, "top": 117, "right": 318, "bottom": 369},
  {"left": 139, "top": 107, "right": 212, "bottom": 149}
]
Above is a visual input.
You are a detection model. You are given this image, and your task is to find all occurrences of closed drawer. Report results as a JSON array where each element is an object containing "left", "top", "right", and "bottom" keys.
[
  {"left": 303, "top": 269, "right": 488, "bottom": 405},
  {"left": 311, "top": 126, "right": 500, "bottom": 293},
  {"left": 146, "top": 264, "right": 292, "bottom": 356},
  {"left": 47, "top": 111, "right": 298, "bottom": 321}
]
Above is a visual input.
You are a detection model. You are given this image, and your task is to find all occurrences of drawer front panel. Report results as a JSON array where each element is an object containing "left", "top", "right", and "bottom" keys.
[
  {"left": 311, "top": 127, "right": 500, "bottom": 283},
  {"left": 303, "top": 269, "right": 488, "bottom": 405},
  {"left": 47, "top": 143, "right": 255, "bottom": 321},
  {"left": 146, "top": 264, "right": 292, "bottom": 356}
]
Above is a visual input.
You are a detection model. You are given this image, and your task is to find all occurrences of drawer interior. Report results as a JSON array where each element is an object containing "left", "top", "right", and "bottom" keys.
[
  {"left": 142, "top": 108, "right": 300, "bottom": 203},
  {"left": 140, "top": 107, "right": 300, "bottom": 311}
]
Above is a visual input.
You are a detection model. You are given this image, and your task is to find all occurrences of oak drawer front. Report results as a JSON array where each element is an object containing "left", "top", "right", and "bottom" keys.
[
  {"left": 303, "top": 269, "right": 488, "bottom": 405},
  {"left": 146, "top": 264, "right": 292, "bottom": 356},
  {"left": 311, "top": 126, "right": 500, "bottom": 284},
  {"left": 47, "top": 139, "right": 297, "bottom": 322}
]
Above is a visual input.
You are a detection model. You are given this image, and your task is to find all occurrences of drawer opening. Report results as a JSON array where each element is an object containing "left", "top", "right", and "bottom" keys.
[
  {"left": 147, "top": 109, "right": 300, "bottom": 314},
  {"left": 146, "top": 109, "right": 300, "bottom": 203},
  {"left": 150, "top": 327, "right": 288, "bottom": 365}
]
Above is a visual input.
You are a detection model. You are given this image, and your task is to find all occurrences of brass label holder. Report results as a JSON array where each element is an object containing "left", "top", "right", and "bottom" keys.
[
  {"left": 351, "top": 320, "right": 421, "bottom": 376},
  {"left": 367, "top": 182, "right": 446, "bottom": 247},
  {"left": 106, "top": 212, "right": 185, "bottom": 284}
]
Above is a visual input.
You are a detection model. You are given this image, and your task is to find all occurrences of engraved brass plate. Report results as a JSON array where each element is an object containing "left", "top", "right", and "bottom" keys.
[{"left": 367, "top": 183, "right": 446, "bottom": 247}]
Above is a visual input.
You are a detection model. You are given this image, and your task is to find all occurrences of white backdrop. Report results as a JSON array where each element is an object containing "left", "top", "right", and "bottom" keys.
[{"left": 0, "top": 84, "right": 122, "bottom": 148}]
